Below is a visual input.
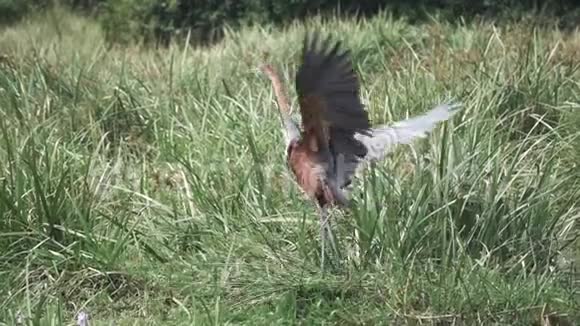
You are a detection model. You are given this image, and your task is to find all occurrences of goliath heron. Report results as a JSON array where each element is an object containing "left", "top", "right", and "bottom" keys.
[{"left": 260, "top": 32, "right": 461, "bottom": 268}]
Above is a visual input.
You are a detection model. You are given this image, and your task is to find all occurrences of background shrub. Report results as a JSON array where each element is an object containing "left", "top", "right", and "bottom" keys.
[
  {"left": 2, "top": 0, "right": 579, "bottom": 46},
  {"left": 96, "top": 0, "right": 580, "bottom": 47},
  {"left": 0, "top": 0, "right": 36, "bottom": 25}
]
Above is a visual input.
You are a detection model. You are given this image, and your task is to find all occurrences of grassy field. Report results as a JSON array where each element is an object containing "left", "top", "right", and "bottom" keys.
[{"left": 0, "top": 8, "right": 579, "bottom": 325}]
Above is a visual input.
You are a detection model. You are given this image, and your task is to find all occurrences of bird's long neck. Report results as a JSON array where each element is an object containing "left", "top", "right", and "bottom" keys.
[
  {"left": 261, "top": 63, "right": 301, "bottom": 151},
  {"left": 261, "top": 64, "right": 292, "bottom": 116}
]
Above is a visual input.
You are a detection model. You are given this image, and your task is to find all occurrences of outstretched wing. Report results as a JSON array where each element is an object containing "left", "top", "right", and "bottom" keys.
[
  {"left": 355, "top": 102, "right": 462, "bottom": 162},
  {"left": 295, "top": 32, "right": 370, "bottom": 183}
]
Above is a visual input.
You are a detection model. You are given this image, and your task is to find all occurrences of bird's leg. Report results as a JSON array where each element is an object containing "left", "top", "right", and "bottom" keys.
[
  {"left": 324, "top": 209, "right": 338, "bottom": 259},
  {"left": 318, "top": 205, "right": 339, "bottom": 271},
  {"left": 318, "top": 205, "right": 327, "bottom": 271},
  {"left": 318, "top": 208, "right": 326, "bottom": 271}
]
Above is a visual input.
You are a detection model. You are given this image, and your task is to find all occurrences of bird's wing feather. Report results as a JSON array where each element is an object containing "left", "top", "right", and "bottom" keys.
[
  {"left": 354, "top": 102, "right": 461, "bottom": 162},
  {"left": 295, "top": 33, "right": 371, "bottom": 153},
  {"left": 295, "top": 32, "right": 371, "bottom": 189}
]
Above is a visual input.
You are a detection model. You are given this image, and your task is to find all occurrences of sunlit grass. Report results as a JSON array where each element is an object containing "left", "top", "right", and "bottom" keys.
[{"left": 0, "top": 8, "right": 579, "bottom": 325}]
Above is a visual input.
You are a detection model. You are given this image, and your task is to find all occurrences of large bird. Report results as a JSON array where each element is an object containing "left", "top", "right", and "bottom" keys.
[{"left": 260, "top": 32, "right": 461, "bottom": 268}]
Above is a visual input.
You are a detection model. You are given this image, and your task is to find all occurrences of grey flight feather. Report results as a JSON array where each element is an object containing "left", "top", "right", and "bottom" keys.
[
  {"left": 335, "top": 102, "right": 462, "bottom": 189},
  {"left": 356, "top": 102, "right": 462, "bottom": 162}
]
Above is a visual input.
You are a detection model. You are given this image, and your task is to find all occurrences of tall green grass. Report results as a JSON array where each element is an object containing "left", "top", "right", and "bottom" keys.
[{"left": 0, "top": 8, "right": 578, "bottom": 325}]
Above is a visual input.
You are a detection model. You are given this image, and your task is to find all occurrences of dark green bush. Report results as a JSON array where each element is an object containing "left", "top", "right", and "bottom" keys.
[
  {"left": 96, "top": 0, "right": 406, "bottom": 46},
  {"left": 98, "top": 0, "right": 332, "bottom": 47},
  {"left": 96, "top": 0, "right": 580, "bottom": 47},
  {"left": 0, "top": 0, "right": 35, "bottom": 25},
  {"left": 2, "top": 0, "right": 579, "bottom": 46},
  {"left": 0, "top": 0, "right": 69, "bottom": 26},
  {"left": 98, "top": 0, "right": 163, "bottom": 45}
]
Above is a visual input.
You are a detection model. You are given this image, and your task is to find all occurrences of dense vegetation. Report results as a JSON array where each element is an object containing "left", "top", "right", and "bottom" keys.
[
  {"left": 0, "top": 4, "right": 579, "bottom": 325},
  {"left": 2, "top": 0, "right": 580, "bottom": 46}
]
